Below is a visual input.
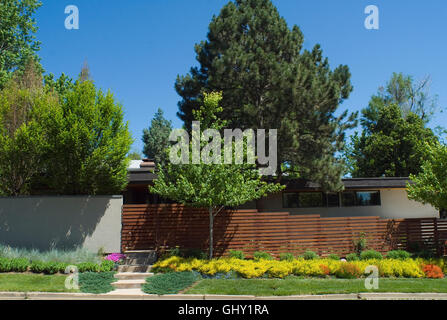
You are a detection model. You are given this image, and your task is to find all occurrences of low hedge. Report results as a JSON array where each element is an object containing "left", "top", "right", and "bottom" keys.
[
  {"left": 0, "top": 256, "right": 115, "bottom": 274},
  {"left": 152, "top": 256, "right": 443, "bottom": 279},
  {"left": 142, "top": 271, "right": 201, "bottom": 295},
  {"left": 79, "top": 271, "right": 117, "bottom": 294}
]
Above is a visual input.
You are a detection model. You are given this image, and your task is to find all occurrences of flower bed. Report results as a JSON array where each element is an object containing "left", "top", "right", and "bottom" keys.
[{"left": 152, "top": 256, "right": 445, "bottom": 279}]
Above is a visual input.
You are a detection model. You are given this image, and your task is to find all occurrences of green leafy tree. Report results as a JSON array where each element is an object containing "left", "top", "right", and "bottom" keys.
[
  {"left": 41, "top": 79, "right": 133, "bottom": 195},
  {"left": 346, "top": 104, "right": 438, "bottom": 177},
  {"left": 128, "top": 150, "right": 143, "bottom": 160},
  {"left": 407, "top": 143, "right": 447, "bottom": 211},
  {"left": 175, "top": 0, "right": 356, "bottom": 191},
  {"left": 0, "top": 0, "right": 42, "bottom": 89},
  {"left": 150, "top": 92, "right": 283, "bottom": 258},
  {"left": 362, "top": 73, "right": 442, "bottom": 127},
  {"left": 142, "top": 108, "right": 172, "bottom": 166},
  {"left": 0, "top": 62, "right": 58, "bottom": 195}
]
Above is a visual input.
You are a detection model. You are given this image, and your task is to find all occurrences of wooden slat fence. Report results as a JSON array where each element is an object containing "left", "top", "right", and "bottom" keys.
[{"left": 121, "top": 204, "right": 447, "bottom": 257}]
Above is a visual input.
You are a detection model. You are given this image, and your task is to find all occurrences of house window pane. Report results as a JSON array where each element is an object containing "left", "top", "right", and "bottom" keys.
[
  {"left": 342, "top": 192, "right": 356, "bottom": 207},
  {"left": 356, "top": 191, "right": 381, "bottom": 206},
  {"left": 326, "top": 193, "right": 340, "bottom": 207},
  {"left": 283, "top": 193, "right": 299, "bottom": 208},
  {"left": 298, "top": 192, "right": 323, "bottom": 208}
]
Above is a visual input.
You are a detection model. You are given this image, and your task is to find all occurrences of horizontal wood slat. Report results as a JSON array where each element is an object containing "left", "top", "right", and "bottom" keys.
[{"left": 121, "top": 204, "right": 447, "bottom": 257}]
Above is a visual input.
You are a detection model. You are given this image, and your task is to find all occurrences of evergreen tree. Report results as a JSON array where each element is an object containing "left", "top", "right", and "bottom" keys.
[
  {"left": 175, "top": 0, "right": 356, "bottom": 191},
  {"left": 142, "top": 108, "right": 172, "bottom": 166}
]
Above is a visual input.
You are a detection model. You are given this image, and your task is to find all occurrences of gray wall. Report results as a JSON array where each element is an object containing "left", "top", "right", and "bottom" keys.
[{"left": 0, "top": 196, "right": 122, "bottom": 253}]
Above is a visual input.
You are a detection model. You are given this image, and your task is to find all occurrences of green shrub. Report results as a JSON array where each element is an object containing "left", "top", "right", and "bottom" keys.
[
  {"left": 253, "top": 251, "right": 273, "bottom": 261},
  {"left": 346, "top": 253, "right": 359, "bottom": 261},
  {"left": 302, "top": 250, "right": 319, "bottom": 260},
  {"left": 142, "top": 271, "right": 201, "bottom": 295},
  {"left": 182, "top": 248, "right": 207, "bottom": 260},
  {"left": 30, "top": 261, "right": 46, "bottom": 273},
  {"left": 328, "top": 254, "right": 340, "bottom": 261},
  {"left": 77, "top": 262, "right": 100, "bottom": 273},
  {"left": 386, "top": 250, "right": 411, "bottom": 260},
  {"left": 229, "top": 250, "right": 245, "bottom": 260},
  {"left": 360, "top": 250, "right": 383, "bottom": 260},
  {"left": 79, "top": 271, "right": 116, "bottom": 294},
  {"left": 100, "top": 259, "right": 115, "bottom": 272},
  {"left": 279, "top": 253, "right": 294, "bottom": 262},
  {"left": 30, "top": 260, "right": 65, "bottom": 274},
  {"left": 353, "top": 233, "right": 367, "bottom": 256},
  {"left": 335, "top": 263, "right": 362, "bottom": 279},
  {"left": 0, "top": 257, "right": 12, "bottom": 272}
]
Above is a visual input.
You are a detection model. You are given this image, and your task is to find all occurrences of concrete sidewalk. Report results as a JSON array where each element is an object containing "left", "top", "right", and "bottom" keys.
[{"left": 2, "top": 291, "right": 447, "bottom": 300}]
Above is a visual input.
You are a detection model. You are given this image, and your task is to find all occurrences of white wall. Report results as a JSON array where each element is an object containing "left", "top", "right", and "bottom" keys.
[
  {"left": 256, "top": 189, "right": 439, "bottom": 219},
  {"left": 0, "top": 196, "right": 122, "bottom": 253}
]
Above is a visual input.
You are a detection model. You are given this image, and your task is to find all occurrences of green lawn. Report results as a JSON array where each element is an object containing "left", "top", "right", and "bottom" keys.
[
  {"left": 0, "top": 273, "right": 79, "bottom": 292},
  {"left": 186, "top": 277, "right": 447, "bottom": 296}
]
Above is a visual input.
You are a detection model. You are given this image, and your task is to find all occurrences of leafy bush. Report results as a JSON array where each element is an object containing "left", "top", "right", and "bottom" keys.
[
  {"left": 346, "top": 253, "right": 359, "bottom": 261},
  {"left": 352, "top": 233, "right": 367, "bottom": 255},
  {"left": 423, "top": 265, "right": 444, "bottom": 279},
  {"left": 360, "top": 250, "right": 383, "bottom": 260},
  {"left": 30, "top": 260, "right": 66, "bottom": 274},
  {"left": 335, "top": 263, "right": 362, "bottom": 279},
  {"left": 30, "top": 261, "right": 46, "bottom": 273},
  {"left": 253, "top": 251, "right": 273, "bottom": 261},
  {"left": 142, "top": 271, "right": 201, "bottom": 295},
  {"left": 182, "top": 248, "right": 207, "bottom": 260},
  {"left": 100, "top": 259, "right": 115, "bottom": 272},
  {"left": 328, "top": 254, "right": 340, "bottom": 261},
  {"left": 229, "top": 250, "right": 245, "bottom": 260},
  {"left": 279, "top": 253, "right": 294, "bottom": 262},
  {"left": 302, "top": 250, "right": 319, "bottom": 260},
  {"left": 8, "top": 258, "right": 29, "bottom": 272},
  {"left": 0, "top": 257, "right": 12, "bottom": 272},
  {"left": 77, "top": 262, "right": 100, "bottom": 273},
  {"left": 386, "top": 250, "right": 411, "bottom": 260},
  {"left": 79, "top": 272, "right": 116, "bottom": 294}
]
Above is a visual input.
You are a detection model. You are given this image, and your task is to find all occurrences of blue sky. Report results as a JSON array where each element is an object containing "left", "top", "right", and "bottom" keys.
[{"left": 35, "top": 0, "right": 447, "bottom": 153}]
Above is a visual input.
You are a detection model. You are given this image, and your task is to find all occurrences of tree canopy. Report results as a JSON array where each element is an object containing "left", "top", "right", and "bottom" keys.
[
  {"left": 142, "top": 108, "right": 172, "bottom": 166},
  {"left": 175, "top": 0, "right": 356, "bottom": 191},
  {"left": 0, "top": 0, "right": 42, "bottom": 89},
  {"left": 150, "top": 92, "right": 283, "bottom": 258}
]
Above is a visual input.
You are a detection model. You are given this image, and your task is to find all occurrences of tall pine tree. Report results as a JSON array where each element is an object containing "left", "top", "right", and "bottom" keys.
[{"left": 175, "top": 0, "right": 356, "bottom": 191}]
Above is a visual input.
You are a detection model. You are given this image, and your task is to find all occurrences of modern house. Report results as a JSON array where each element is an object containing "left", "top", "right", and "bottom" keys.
[{"left": 124, "top": 159, "right": 440, "bottom": 219}]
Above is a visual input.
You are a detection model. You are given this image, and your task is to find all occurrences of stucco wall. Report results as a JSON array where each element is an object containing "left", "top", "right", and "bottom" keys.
[
  {"left": 0, "top": 196, "right": 122, "bottom": 253},
  {"left": 256, "top": 189, "right": 439, "bottom": 219}
]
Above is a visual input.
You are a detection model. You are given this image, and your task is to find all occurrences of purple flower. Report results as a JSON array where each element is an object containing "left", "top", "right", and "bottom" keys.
[{"left": 105, "top": 253, "right": 126, "bottom": 263}]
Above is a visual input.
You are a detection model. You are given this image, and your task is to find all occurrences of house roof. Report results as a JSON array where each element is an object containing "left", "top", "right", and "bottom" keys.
[{"left": 127, "top": 161, "right": 411, "bottom": 189}]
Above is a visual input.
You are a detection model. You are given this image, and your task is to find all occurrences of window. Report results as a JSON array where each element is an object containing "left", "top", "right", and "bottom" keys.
[
  {"left": 326, "top": 192, "right": 340, "bottom": 207},
  {"left": 298, "top": 192, "right": 323, "bottom": 208},
  {"left": 356, "top": 191, "right": 381, "bottom": 206},
  {"left": 342, "top": 191, "right": 381, "bottom": 207},
  {"left": 283, "top": 193, "right": 299, "bottom": 208},
  {"left": 342, "top": 191, "right": 356, "bottom": 207}
]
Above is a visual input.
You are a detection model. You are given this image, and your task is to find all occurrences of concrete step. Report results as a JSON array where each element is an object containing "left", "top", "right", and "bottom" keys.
[
  {"left": 114, "top": 272, "right": 154, "bottom": 280},
  {"left": 112, "top": 279, "right": 146, "bottom": 289},
  {"left": 117, "top": 265, "right": 152, "bottom": 273},
  {"left": 124, "top": 250, "right": 157, "bottom": 265}
]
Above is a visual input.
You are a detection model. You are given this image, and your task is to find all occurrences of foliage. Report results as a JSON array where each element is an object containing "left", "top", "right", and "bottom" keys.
[
  {"left": 150, "top": 92, "right": 283, "bottom": 258},
  {"left": 352, "top": 233, "right": 367, "bottom": 256},
  {"left": 142, "top": 271, "right": 201, "bottom": 295},
  {"left": 253, "top": 251, "right": 273, "bottom": 261},
  {"left": 79, "top": 271, "right": 116, "bottom": 294},
  {"left": 422, "top": 265, "right": 444, "bottom": 279},
  {"left": 279, "top": 253, "right": 294, "bottom": 262},
  {"left": 0, "top": 257, "right": 29, "bottom": 272},
  {"left": 327, "top": 254, "right": 340, "bottom": 261},
  {"left": 29, "top": 261, "right": 67, "bottom": 274},
  {"left": 153, "top": 256, "right": 427, "bottom": 279},
  {"left": 345, "top": 253, "right": 359, "bottom": 261},
  {"left": 407, "top": 143, "right": 447, "bottom": 211},
  {"left": 175, "top": 0, "right": 357, "bottom": 191},
  {"left": 386, "top": 250, "right": 411, "bottom": 260},
  {"left": 346, "top": 103, "right": 438, "bottom": 178},
  {"left": 229, "top": 250, "right": 245, "bottom": 260},
  {"left": 334, "top": 263, "right": 362, "bottom": 279},
  {"left": 360, "top": 250, "right": 383, "bottom": 260},
  {"left": 182, "top": 249, "right": 208, "bottom": 260},
  {"left": 40, "top": 79, "right": 133, "bottom": 195},
  {"left": 0, "top": 0, "right": 42, "bottom": 89},
  {"left": 302, "top": 250, "right": 319, "bottom": 260},
  {"left": 142, "top": 108, "right": 172, "bottom": 166}
]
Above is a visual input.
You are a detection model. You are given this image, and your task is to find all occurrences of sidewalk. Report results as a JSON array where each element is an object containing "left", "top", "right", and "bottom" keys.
[{"left": 2, "top": 291, "right": 447, "bottom": 300}]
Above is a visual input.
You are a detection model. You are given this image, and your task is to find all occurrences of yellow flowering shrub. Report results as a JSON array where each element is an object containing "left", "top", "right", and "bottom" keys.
[{"left": 151, "top": 256, "right": 435, "bottom": 279}]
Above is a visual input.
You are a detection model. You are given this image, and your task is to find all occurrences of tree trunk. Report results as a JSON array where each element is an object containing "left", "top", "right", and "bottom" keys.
[{"left": 209, "top": 207, "right": 214, "bottom": 259}]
